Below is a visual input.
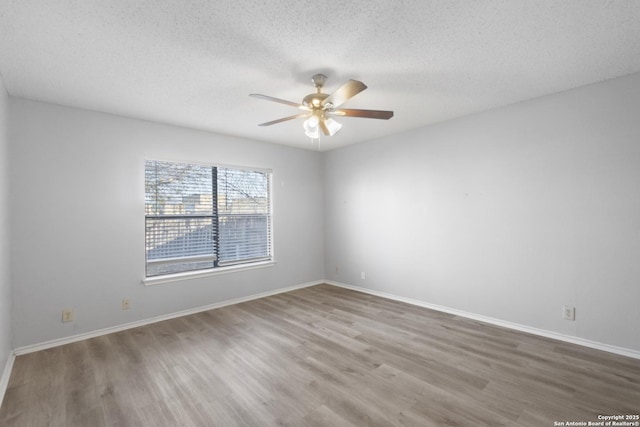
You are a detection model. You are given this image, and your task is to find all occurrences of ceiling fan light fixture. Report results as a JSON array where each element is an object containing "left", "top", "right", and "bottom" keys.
[
  {"left": 304, "top": 128, "right": 320, "bottom": 139},
  {"left": 307, "top": 115, "right": 319, "bottom": 127},
  {"left": 303, "top": 118, "right": 319, "bottom": 139},
  {"left": 325, "top": 117, "right": 342, "bottom": 136}
]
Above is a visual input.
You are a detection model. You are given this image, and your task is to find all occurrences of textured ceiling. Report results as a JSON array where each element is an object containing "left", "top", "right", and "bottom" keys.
[{"left": 1, "top": 1, "right": 640, "bottom": 151}]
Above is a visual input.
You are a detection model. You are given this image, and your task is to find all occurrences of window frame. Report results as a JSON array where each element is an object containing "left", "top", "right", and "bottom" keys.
[{"left": 142, "top": 159, "right": 275, "bottom": 285}]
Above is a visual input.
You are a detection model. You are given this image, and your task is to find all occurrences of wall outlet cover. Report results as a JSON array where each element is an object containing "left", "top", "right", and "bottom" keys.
[
  {"left": 563, "top": 306, "right": 575, "bottom": 321},
  {"left": 62, "top": 309, "right": 74, "bottom": 323}
]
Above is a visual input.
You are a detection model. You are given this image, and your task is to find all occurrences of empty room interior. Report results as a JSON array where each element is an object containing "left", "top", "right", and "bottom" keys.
[{"left": 1, "top": 1, "right": 639, "bottom": 426}]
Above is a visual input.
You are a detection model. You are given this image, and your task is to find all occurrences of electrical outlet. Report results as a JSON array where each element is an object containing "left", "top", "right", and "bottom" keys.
[
  {"left": 563, "top": 306, "right": 575, "bottom": 321},
  {"left": 62, "top": 309, "right": 74, "bottom": 323},
  {"left": 122, "top": 298, "right": 131, "bottom": 310},
  {"left": 335, "top": 266, "right": 340, "bottom": 275},
  {"left": 361, "top": 271, "right": 366, "bottom": 280}
]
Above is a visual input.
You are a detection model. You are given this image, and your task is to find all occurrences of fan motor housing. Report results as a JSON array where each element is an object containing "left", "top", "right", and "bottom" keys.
[{"left": 302, "top": 92, "right": 328, "bottom": 109}]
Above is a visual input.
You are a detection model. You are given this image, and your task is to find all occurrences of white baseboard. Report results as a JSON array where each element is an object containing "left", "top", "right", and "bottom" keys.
[
  {"left": 13, "top": 280, "right": 324, "bottom": 356},
  {"left": 325, "top": 280, "right": 640, "bottom": 360},
  {"left": 0, "top": 351, "right": 15, "bottom": 408},
  {"left": 9, "top": 277, "right": 639, "bottom": 366}
]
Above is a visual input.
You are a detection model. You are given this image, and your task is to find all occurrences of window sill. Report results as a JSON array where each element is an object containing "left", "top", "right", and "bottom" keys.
[{"left": 142, "top": 260, "right": 276, "bottom": 286}]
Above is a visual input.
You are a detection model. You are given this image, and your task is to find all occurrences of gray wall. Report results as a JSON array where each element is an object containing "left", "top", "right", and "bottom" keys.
[
  {"left": 9, "top": 99, "right": 324, "bottom": 348},
  {"left": 324, "top": 72, "right": 640, "bottom": 352},
  {"left": 0, "top": 76, "right": 12, "bottom": 371}
]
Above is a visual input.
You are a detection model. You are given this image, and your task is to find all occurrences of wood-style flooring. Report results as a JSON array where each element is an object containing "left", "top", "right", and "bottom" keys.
[{"left": 1, "top": 284, "right": 639, "bottom": 426}]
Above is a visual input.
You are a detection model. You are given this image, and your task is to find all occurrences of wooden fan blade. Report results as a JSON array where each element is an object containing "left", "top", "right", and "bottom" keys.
[
  {"left": 319, "top": 118, "right": 330, "bottom": 136},
  {"left": 322, "top": 80, "right": 367, "bottom": 108},
  {"left": 331, "top": 108, "right": 394, "bottom": 120},
  {"left": 258, "top": 113, "right": 310, "bottom": 127},
  {"left": 250, "top": 94, "right": 309, "bottom": 110}
]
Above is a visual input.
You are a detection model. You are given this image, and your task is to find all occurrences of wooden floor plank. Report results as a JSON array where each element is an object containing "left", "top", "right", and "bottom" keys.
[{"left": 1, "top": 284, "right": 639, "bottom": 426}]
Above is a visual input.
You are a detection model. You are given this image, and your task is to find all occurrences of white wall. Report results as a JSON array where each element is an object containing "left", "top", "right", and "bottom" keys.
[
  {"left": 9, "top": 99, "right": 324, "bottom": 348},
  {"left": 324, "top": 72, "right": 640, "bottom": 352},
  {"left": 0, "top": 76, "right": 12, "bottom": 372}
]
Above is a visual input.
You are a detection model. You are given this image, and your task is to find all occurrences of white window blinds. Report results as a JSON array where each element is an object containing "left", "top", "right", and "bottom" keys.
[
  {"left": 145, "top": 160, "right": 272, "bottom": 277},
  {"left": 217, "top": 167, "right": 272, "bottom": 266}
]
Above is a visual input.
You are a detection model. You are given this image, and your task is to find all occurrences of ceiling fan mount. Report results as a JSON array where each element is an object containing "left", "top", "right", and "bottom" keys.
[
  {"left": 311, "top": 73, "right": 327, "bottom": 89},
  {"left": 250, "top": 73, "right": 393, "bottom": 140}
]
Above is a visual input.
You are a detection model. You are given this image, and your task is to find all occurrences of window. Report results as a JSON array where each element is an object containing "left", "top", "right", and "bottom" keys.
[{"left": 145, "top": 160, "right": 272, "bottom": 278}]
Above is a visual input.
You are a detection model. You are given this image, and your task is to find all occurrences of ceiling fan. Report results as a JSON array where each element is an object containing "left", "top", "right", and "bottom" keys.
[{"left": 250, "top": 74, "right": 393, "bottom": 139}]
